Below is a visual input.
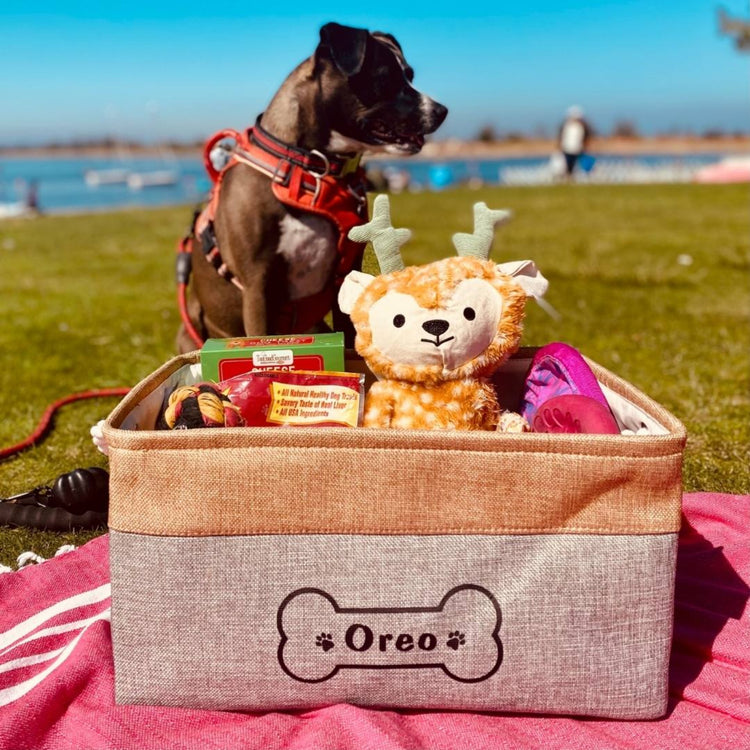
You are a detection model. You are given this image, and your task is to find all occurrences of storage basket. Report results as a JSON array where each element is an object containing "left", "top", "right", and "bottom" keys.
[{"left": 104, "top": 348, "right": 685, "bottom": 718}]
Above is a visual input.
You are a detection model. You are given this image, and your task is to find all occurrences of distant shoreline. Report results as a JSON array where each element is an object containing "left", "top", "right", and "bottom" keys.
[
  {"left": 413, "top": 135, "right": 750, "bottom": 160},
  {"left": 1, "top": 135, "right": 747, "bottom": 161}
]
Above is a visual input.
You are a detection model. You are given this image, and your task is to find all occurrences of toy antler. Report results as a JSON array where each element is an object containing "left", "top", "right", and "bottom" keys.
[
  {"left": 348, "top": 194, "right": 411, "bottom": 274},
  {"left": 452, "top": 202, "right": 512, "bottom": 260}
]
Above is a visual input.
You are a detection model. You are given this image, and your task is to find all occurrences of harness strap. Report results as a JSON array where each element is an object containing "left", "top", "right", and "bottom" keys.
[{"left": 200, "top": 221, "right": 243, "bottom": 290}]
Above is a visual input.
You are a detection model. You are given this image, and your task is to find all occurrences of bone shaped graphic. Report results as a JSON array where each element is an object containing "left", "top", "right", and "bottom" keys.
[{"left": 277, "top": 584, "right": 502, "bottom": 683}]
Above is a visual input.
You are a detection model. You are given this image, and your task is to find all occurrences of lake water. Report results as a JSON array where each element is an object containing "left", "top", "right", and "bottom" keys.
[
  {"left": 0, "top": 152, "right": 723, "bottom": 214},
  {"left": 0, "top": 155, "right": 210, "bottom": 214}
]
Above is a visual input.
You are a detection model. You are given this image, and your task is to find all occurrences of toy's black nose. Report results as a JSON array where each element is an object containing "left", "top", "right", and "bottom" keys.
[{"left": 422, "top": 319, "right": 450, "bottom": 337}]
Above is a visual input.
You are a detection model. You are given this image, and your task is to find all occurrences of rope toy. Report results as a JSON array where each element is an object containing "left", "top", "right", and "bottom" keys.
[{"left": 158, "top": 383, "right": 245, "bottom": 430}]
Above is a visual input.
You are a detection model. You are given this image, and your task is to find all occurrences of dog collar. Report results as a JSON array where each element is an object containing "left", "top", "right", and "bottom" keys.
[{"left": 248, "top": 116, "right": 362, "bottom": 178}]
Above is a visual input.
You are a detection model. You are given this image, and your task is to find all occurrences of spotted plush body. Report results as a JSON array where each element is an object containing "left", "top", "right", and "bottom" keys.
[{"left": 364, "top": 378, "right": 500, "bottom": 430}]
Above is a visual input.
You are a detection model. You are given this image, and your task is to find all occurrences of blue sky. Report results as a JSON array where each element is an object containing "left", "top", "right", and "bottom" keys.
[{"left": 2, "top": 1, "right": 747, "bottom": 145}]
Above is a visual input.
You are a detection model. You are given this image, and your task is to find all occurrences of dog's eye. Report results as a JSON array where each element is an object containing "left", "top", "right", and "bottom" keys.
[
  {"left": 393, "top": 314, "right": 406, "bottom": 328},
  {"left": 372, "top": 65, "right": 401, "bottom": 99},
  {"left": 463, "top": 307, "right": 476, "bottom": 321}
]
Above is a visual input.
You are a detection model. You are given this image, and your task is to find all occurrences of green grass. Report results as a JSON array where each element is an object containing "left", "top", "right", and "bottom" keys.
[{"left": 0, "top": 183, "right": 748, "bottom": 565}]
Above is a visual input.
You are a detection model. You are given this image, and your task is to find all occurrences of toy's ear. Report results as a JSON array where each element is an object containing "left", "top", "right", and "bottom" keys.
[
  {"left": 497, "top": 260, "right": 548, "bottom": 299},
  {"left": 498, "top": 260, "right": 560, "bottom": 319},
  {"left": 338, "top": 270, "right": 376, "bottom": 315}
]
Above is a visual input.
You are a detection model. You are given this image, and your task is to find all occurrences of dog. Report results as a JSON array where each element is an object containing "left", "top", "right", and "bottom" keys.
[{"left": 177, "top": 21, "right": 447, "bottom": 353}]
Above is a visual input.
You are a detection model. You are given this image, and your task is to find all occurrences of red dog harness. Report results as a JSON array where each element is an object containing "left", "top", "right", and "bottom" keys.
[{"left": 177, "top": 118, "right": 369, "bottom": 348}]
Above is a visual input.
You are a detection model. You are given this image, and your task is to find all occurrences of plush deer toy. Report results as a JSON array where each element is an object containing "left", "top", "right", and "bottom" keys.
[{"left": 339, "top": 194, "right": 549, "bottom": 431}]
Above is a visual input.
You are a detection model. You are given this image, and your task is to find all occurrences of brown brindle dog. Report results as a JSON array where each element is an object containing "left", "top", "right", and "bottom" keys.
[{"left": 177, "top": 22, "right": 447, "bottom": 353}]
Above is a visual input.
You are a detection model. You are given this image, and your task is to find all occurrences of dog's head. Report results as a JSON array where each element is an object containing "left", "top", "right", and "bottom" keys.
[{"left": 316, "top": 22, "right": 447, "bottom": 155}]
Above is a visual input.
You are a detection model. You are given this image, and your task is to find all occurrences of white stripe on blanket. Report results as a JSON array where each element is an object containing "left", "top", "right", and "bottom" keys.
[
  {"left": 0, "top": 583, "right": 111, "bottom": 652},
  {"left": 0, "top": 610, "right": 111, "bottom": 706},
  {"left": 1, "top": 611, "right": 113, "bottom": 657},
  {"left": 0, "top": 648, "right": 68, "bottom": 675}
]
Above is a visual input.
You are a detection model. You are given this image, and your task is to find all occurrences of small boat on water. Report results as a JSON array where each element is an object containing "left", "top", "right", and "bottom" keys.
[
  {"left": 0, "top": 202, "right": 30, "bottom": 219},
  {"left": 127, "top": 169, "right": 179, "bottom": 190},
  {"left": 84, "top": 168, "right": 131, "bottom": 187},
  {"left": 694, "top": 156, "right": 750, "bottom": 184}
]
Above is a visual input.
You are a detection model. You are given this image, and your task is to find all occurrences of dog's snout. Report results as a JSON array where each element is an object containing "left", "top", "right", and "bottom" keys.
[
  {"left": 431, "top": 101, "right": 448, "bottom": 128},
  {"left": 421, "top": 98, "right": 448, "bottom": 133},
  {"left": 422, "top": 319, "right": 450, "bottom": 337}
]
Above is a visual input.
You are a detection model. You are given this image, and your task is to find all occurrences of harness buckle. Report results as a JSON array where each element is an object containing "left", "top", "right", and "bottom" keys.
[
  {"left": 308, "top": 150, "right": 331, "bottom": 178},
  {"left": 271, "top": 159, "right": 287, "bottom": 185},
  {"left": 347, "top": 183, "right": 368, "bottom": 211},
  {"left": 305, "top": 150, "right": 332, "bottom": 206}
]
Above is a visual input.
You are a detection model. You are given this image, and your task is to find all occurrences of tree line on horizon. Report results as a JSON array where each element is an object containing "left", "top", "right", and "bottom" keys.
[{"left": 474, "top": 120, "right": 749, "bottom": 143}]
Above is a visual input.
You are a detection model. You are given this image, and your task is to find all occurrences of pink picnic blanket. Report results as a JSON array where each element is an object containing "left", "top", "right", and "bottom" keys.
[{"left": 0, "top": 492, "right": 747, "bottom": 750}]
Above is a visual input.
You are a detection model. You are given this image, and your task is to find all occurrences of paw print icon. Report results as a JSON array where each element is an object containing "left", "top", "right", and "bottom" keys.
[
  {"left": 315, "top": 633, "right": 334, "bottom": 652},
  {"left": 446, "top": 631, "right": 466, "bottom": 650}
]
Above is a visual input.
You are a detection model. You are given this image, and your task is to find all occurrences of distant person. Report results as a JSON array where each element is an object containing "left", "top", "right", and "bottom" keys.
[
  {"left": 25, "top": 179, "right": 41, "bottom": 215},
  {"left": 558, "top": 106, "right": 592, "bottom": 179}
]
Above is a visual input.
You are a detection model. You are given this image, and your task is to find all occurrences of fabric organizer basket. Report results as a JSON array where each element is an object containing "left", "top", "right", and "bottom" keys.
[{"left": 103, "top": 347, "right": 686, "bottom": 719}]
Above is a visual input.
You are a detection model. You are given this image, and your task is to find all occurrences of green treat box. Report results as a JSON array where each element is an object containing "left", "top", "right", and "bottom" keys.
[{"left": 201, "top": 333, "right": 345, "bottom": 383}]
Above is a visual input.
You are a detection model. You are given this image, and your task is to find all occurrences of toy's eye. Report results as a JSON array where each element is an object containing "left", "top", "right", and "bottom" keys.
[
  {"left": 463, "top": 307, "right": 476, "bottom": 321},
  {"left": 393, "top": 314, "right": 406, "bottom": 328}
]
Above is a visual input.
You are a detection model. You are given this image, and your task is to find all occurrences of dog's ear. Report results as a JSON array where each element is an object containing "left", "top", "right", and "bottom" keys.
[
  {"left": 372, "top": 31, "right": 403, "bottom": 53},
  {"left": 319, "top": 22, "right": 369, "bottom": 76}
]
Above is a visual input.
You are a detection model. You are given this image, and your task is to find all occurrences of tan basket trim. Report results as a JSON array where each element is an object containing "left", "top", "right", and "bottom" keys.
[
  {"left": 105, "top": 350, "right": 684, "bottom": 538},
  {"left": 107, "top": 442, "right": 683, "bottom": 537}
]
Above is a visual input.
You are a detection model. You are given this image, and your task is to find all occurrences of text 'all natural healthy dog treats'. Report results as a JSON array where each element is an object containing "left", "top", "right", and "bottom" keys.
[{"left": 220, "top": 370, "right": 365, "bottom": 427}]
